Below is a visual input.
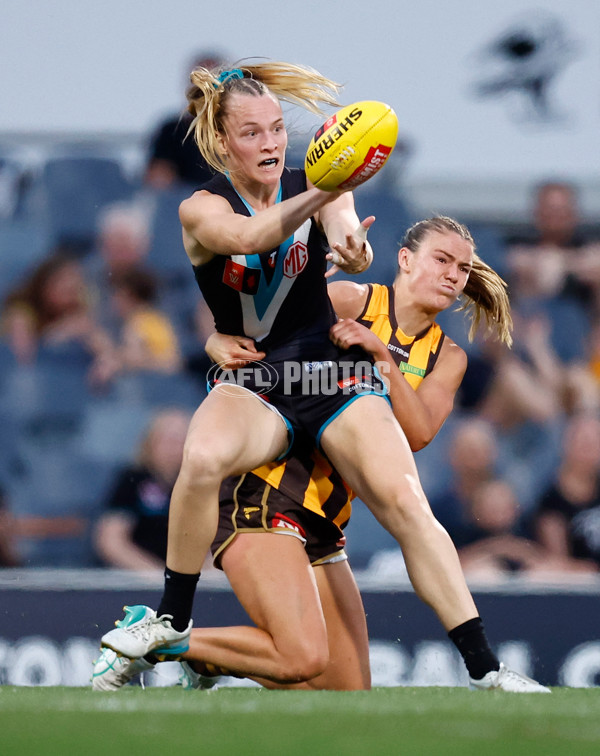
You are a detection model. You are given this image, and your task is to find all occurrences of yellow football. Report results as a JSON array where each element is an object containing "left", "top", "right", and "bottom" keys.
[{"left": 305, "top": 100, "right": 399, "bottom": 191}]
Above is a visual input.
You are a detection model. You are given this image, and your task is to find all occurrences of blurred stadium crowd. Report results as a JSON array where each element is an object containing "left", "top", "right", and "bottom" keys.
[{"left": 1, "top": 101, "right": 600, "bottom": 583}]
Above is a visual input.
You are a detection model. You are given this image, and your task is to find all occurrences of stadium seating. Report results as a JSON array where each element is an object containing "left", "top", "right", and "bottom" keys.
[
  {"left": 0, "top": 219, "right": 50, "bottom": 300},
  {"left": 147, "top": 186, "right": 193, "bottom": 275},
  {"left": 31, "top": 156, "right": 138, "bottom": 248},
  {"left": 9, "top": 447, "right": 117, "bottom": 566},
  {"left": 77, "top": 399, "right": 154, "bottom": 466}
]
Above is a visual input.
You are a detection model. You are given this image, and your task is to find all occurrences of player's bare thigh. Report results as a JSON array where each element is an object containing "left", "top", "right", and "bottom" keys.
[
  {"left": 320, "top": 394, "right": 427, "bottom": 510},
  {"left": 185, "top": 384, "right": 290, "bottom": 476},
  {"left": 221, "top": 532, "right": 327, "bottom": 644}
]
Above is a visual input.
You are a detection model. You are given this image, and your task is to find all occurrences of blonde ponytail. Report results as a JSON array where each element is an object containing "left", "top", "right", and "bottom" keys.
[
  {"left": 185, "top": 60, "right": 341, "bottom": 174},
  {"left": 460, "top": 252, "right": 513, "bottom": 347}
]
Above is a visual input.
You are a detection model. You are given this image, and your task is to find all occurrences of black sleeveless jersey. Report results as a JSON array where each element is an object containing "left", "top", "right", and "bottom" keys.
[{"left": 193, "top": 168, "right": 336, "bottom": 357}]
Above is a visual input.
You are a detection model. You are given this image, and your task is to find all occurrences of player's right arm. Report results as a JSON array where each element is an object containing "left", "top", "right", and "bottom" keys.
[{"left": 179, "top": 186, "right": 341, "bottom": 266}]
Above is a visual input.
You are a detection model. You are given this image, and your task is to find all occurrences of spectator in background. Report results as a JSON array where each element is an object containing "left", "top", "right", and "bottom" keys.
[
  {"left": 0, "top": 488, "right": 20, "bottom": 567},
  {"left": 507, "top": 181, "right": 600, "bottom": 311},
  {"left": 0, "top": 252, "right": 118, "bottom": 387},
  {"left": 86, "top": 202, "right": 153, "bottom": 321},
  {"left": 429, "top": 417, "right": 499, "bottom": 539},
  {"left": 110, "top": 268, "right": 181, "bottom": 374},
  {"left": 144, "top": 51, "right": 225, "bottom": 190},
  {"left": 532, "top": 412, "right": 600, "bottom": 574},
  {"left": 584, "top": 321, "right": 600, "bottom": 407},
  {"left": 475, "top": 313, "right": 563, "bottom": 424},
  {"left": 503, "top": 181, "right": 600, "bottom": 377},
  {"left": 93, "top": 408, "right": 192, "bottom": 571},
  {"left": 457, "top": 312, "right": 580, "bottom": 512},
  {"left": 456, "top": 478, "right": 551, "bottom": 580},
  {"left": 87, "top": 199, "right": 200, "bottom": 352}
]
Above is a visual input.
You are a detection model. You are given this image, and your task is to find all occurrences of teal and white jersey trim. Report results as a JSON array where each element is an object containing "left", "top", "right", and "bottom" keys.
[
  {"left": 234, "top": 218, "right": 312, "bottom": 341},
  {"left": 230, "top": 180, "right": 312, "bottom": 341}
]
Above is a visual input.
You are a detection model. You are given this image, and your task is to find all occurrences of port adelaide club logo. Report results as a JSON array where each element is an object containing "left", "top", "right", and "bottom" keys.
[{"left": 469, "top": 10, "right": 579, "bottom": 124}]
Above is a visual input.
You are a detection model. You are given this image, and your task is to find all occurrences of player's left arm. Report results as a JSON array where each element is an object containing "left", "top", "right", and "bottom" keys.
[
  {"left": 397, "top": 339, "right": 467, "bottom": 451},
  {"left": 313, "top": 186, "right": 375, "bottom": 277}
]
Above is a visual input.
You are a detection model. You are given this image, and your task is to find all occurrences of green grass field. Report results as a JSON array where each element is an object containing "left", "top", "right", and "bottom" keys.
[{"left": 1, "top": 686, "right": 598, "bottom": 755}]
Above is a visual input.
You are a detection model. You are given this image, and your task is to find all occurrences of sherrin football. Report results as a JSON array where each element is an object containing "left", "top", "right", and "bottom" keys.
[{"left": 305, "top": 100, "right": 399, "bottom": 191}]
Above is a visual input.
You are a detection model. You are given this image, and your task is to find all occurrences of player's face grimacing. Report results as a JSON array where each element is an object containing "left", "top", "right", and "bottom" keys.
[
  {"left": 220, "top": 93, "right": 288, "bottom": 188},
  {"left": 400, "top": 230, "right": 473, "bottom": 311}
]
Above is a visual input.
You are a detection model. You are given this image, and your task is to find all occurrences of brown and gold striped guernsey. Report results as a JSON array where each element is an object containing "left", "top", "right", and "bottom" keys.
[
  {"left": 250, "top": 446, "right": 352, "bottom": 528},
  {"left": 356, "top": 283, "right": 445, "bottom": 390},
  {"left": 245, "top": 283, "right": 446, "bottom": 524}
]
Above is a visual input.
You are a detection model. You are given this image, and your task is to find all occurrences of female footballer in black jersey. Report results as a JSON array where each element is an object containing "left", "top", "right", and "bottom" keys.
[{"left": 97, "top": 61, "right": 548, "bottom": 693}]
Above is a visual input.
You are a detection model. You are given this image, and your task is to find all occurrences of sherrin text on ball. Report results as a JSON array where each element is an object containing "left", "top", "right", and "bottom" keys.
[{"left": 305, "top": 101, "right": 399, "bottom": 191}]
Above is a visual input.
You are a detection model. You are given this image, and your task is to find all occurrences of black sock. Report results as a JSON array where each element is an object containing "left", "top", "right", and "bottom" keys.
[
  {"left": 448, "top": 616, "right": 500, "bottom": 680},
  {"left": 156, "top": 567, "right": 200, "bottom": 632}
]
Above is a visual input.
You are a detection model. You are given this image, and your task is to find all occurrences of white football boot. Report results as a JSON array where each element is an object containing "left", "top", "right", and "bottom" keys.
[
  {"left": 178, "top": 661, "right": 221, "bottom": 691},
  {"left": 92, "top": 647, "right": 155, "bottom": 691},
  {"left": 100, "top": 605, "right": 192, "bottom": 659},
  {"left": 470, "top": 663, "right": 551, "bottom": 693}
]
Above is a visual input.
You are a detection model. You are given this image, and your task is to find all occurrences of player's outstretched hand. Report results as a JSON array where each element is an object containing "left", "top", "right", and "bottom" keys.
[{"left": 325, "top": 216, "right": 376, "bottom": 278}]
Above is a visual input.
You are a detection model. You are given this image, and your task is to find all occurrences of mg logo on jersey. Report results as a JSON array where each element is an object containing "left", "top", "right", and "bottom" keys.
[{"left": 283, "top": 241, "right": 308, "bottom": 278}]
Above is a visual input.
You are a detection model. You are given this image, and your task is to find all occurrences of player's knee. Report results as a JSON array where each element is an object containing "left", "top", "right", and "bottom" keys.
[
  {"left": 179, "top": 437, "right": 230, "bottom": 484},
  {"left": 285, "top": 646, "right": 329, "bottom": 682},
  {"left": 375, "top": 485, "right": 434, "bottom": 534},
  {"left": 277, "top": 640, "right": 329, "bottom": 683}
]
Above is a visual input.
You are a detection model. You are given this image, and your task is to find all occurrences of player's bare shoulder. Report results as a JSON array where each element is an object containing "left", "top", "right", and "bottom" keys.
[
  {"left": 437, "top": 335, "right": 468, "bottom": 383},
  {"left": 179, "top": 190, "right": 232, "bottom": 266},
  {"left": 327, "top": 280, "right": 370, "bottom": 319}
]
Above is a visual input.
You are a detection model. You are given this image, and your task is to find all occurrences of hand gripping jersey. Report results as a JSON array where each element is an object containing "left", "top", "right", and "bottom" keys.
[
  {"left": 193, "top": 168, "right": 336, "bottom": 356},
  {"left": 229, "top": 282, "right": 446, "bottom": 527}
]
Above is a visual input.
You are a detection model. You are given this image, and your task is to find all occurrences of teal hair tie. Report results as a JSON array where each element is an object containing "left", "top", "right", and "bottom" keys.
[{"left": 214, "top": 68, "right": 244, "bottom": 88}]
